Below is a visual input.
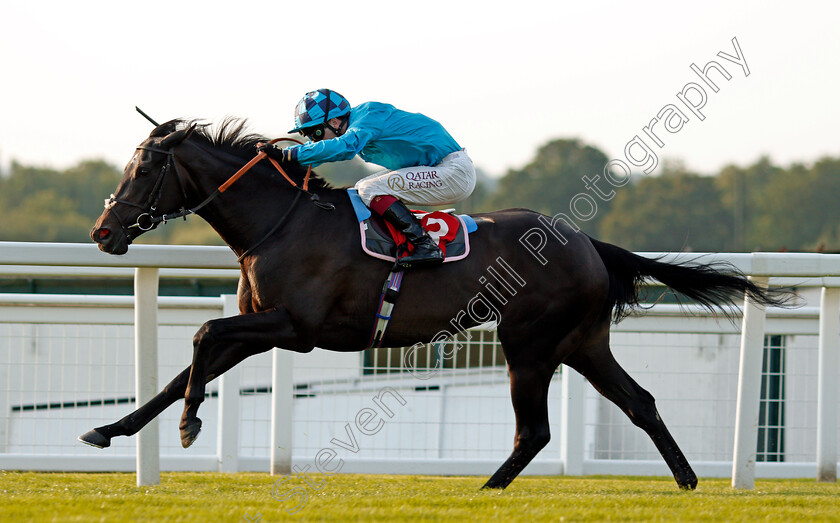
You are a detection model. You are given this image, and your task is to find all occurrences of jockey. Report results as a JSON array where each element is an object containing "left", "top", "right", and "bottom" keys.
[{"left": 259, "top": 89, "right": 476, "bottom": 268}]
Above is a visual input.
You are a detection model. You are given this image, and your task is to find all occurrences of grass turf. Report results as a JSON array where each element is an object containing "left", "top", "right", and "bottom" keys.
[{"left": 1, "top": 471, "right": 839, "bottom": 522}]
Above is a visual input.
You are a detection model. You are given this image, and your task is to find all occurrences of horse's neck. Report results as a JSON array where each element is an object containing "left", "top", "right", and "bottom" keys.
[{"left": 181, "top": 151, "right": 322, "bottom": 257}]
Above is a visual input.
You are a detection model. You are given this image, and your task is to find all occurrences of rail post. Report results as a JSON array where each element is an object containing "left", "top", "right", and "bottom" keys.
[
  {"left": 560, "top": 365, "right": 585, "bottom": 475},
  {"left": 217, "top": 295, "right": 241, "bottom": 473},
  {"left": 817, "top": 287, "right": 839, "bottom": 482},
  {"left": 270, "top": 348, "right": 294, "bottom": 475},
  {"left": 731, "top": 276, "right": 768, "bottom": 490},
  {"left": 134, "top": 267, "right": 160, "bottom": 486}
]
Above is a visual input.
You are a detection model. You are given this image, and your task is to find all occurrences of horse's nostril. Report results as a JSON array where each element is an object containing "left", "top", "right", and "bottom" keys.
[{"left": 98, "top": 228, "right": 111, "bottom": 240}]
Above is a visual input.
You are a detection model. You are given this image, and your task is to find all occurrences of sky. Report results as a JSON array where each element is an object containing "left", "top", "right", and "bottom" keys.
[{"left": 1, "top": 1, "right": 838, "bottom": 179}]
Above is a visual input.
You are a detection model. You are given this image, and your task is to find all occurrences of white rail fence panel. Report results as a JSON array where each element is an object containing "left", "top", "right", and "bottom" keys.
[
  {"left": 0, "top": 243, "right": 838, "bottom": 486},
  {"left": 586, "top": 305, "right": 826, "bottom": 481},
  {"left": 0, "top": 299, "right": 831, "bottom": 478},
  {"left": 0, "top": 295, "right": 226, "bottom": 472}
]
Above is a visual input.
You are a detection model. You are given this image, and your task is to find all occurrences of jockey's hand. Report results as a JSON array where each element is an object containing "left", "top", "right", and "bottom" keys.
[{"left": 256, "top": 143, "right": 290, "bottom": 162}]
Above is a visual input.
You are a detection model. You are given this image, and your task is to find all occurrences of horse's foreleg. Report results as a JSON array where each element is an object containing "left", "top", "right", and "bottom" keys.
[
  {"left": 482, "top": 365, "right": 554, "bottom": 489},
  {"left": 565, "top": 343, "right": 698, "bottom": 490},
  {"left": 79, "top": 366, "right": 191, "bottom": 448},
  {"left": 79, "top": 335, "right": 272, "bottom": 449},
  {"left": 180, "top": 307, "right": 300, "bottom": 448}
]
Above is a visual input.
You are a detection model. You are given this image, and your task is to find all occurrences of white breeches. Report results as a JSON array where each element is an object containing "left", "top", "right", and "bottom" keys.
[{"left": 354, "top": 149, "right": 476, "bottom": 207}]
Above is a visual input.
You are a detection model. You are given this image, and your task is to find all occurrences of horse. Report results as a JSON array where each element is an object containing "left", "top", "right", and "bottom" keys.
[{"left": 83, "top": 118, "right": 787, "bottom": 490}]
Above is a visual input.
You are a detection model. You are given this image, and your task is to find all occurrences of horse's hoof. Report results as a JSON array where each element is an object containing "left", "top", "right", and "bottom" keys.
[
  {"left": 78, "top": 429, "right": 110, "bottom": 449},
  {"left": 180, "top": 418, "right": 202, "bottom": 448},
  {"left": 678, "top": 474, "right": 698, "bottom": 490}
]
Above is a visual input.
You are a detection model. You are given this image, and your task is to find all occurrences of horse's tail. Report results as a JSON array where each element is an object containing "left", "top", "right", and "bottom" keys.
[{"left": 587, "top": 236, "right": 791, "bottom": 322}]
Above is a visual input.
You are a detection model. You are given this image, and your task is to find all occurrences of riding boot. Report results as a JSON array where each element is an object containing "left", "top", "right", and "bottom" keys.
[{"left": 380, "top": 200, "right": 444, "bottom": 268}]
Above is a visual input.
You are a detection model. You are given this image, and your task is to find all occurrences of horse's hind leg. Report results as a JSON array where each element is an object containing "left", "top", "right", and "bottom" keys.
[
  {"left": 565, "top": 341, "right": 698, "bottom": 490},
  {"left": 482, "top": 363, "right": 555, "bottom": 489}
]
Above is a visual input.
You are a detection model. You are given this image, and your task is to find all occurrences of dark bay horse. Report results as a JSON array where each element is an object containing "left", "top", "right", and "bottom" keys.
[{"left": 83, "top": 119, "right": 786, "bottom": 490}]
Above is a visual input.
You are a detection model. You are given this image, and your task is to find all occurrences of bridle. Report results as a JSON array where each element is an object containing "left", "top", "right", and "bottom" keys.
[
  {"left": 103, "top": 135, "right": 334, "bottom": 259},
  {"left": 104, "top": 144, "right": 187, "bottom": 236}
]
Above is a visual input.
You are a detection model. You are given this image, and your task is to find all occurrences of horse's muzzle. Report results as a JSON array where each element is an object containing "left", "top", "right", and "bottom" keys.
[{"left": 91, "top": 220, "right": 129, "bottom": 255}]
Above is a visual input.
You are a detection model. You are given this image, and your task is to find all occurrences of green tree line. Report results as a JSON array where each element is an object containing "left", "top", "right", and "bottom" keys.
[{"left": 2, "top": 139, "right": 838, "bottom": 252}]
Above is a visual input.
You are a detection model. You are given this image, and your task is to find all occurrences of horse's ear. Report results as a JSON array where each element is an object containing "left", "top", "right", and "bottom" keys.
[{"left": 159, "top": 124, "right": 196, "bottom": 149}]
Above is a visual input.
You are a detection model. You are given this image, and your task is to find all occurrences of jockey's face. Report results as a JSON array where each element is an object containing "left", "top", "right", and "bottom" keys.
[
  {"left": 323, "top": 117, "right": 347, "bottom": 140},
  {"left": 302, "top": 117, "right": 346, "bottom": 142}
]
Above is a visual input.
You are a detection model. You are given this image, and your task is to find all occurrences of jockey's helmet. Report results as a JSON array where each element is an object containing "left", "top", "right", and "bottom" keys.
[{"left": 288, "top": 89, "right": 351, "bottom": 134}]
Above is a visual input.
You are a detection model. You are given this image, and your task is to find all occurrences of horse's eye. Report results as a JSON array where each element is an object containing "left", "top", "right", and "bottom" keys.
[{"left": 138, "top": 167, "right": 151, "bottom": 176}]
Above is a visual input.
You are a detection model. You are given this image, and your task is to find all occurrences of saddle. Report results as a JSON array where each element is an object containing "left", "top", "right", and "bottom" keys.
[{"left": 347, "top": 189, "right": 477, "bottom": 263}]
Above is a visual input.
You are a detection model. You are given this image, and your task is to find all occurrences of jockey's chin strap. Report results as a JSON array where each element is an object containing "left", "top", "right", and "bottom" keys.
[{"left": 106, "top": 137, "right": 334, "bottom": 238}]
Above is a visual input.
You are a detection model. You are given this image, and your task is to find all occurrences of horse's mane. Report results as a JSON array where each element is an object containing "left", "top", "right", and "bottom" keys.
[{"left": 153, "top": 118, "right": 331, "bottom": 190}]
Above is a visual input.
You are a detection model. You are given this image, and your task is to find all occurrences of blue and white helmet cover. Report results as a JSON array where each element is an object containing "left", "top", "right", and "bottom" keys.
[{"left": 289, "top": 89, "right": 351, "bottom": 133}]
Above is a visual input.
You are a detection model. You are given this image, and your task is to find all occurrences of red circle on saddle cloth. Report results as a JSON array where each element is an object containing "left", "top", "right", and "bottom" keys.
[{"left": 420, "top": 212, "right": 460, "bottom": 255}]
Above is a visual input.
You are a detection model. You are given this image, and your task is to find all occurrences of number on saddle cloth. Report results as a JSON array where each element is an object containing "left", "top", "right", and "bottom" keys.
[{"left": 346, "top": 189, "right": 477, "bottom": 264}]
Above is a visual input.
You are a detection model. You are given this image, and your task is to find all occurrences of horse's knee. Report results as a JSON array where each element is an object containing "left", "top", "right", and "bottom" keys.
[
  {"left": 162, "top": 368, "right": 190, "bottom": 396},
  {"left": 515, "top": 424, "right": 551, "bottom": 452},
  {"left": 626, "top": 401, "right": 662, "bottom": 432},
  {"left": 193, "top": 320, "right": 221, "bottom": 350}
]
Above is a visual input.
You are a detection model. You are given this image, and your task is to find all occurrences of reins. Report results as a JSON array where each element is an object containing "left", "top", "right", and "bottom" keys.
[
  {"left": 144, "top": 137, "right": 331, "bottom": 227},
  {"left": 219, "top": 137, "right": 313, "bottom": 193},
  {"left": 106, "top": 135, "right": 335, "bottom": 260}
]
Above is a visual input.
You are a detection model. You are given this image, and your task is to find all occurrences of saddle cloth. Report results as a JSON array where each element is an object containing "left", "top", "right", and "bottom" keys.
[{"left": 347, "top": 189, "right": 477, "bottom": 263}]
